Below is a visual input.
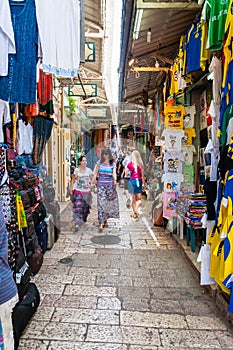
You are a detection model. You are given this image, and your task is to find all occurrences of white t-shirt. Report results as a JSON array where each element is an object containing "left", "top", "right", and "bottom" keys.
[
  {"left": 35, "top": 0, "right": 80, "bottom": 77},
  {"left": 209, "top": 56, "right": 222, "bottom": 106},
  {"left": 182, "top": 145, "right": 196, "bottom": 165},
  {"left": 73, "top": 167, "right": 93, "bottom": 193},
  {"left": 197, "top": 244, "right": 215, "bottom": 285},
  {"left": 184, "top": 105, "right": 196, "bottom": 128},
  {"left": 204, "top": 139, "right": 219, "bottom": 181},
  {"left": 0, "top": 99, "right": 11, "bottom": 142},
  {"left": 162, "top": 129, "right": 184, "bottom": 151},
  {"left": 162, "top": 173, "right": 183, "bottom": 192},
  {"left": 163, "top": 151, "right": 184, "bottom": 173},
  {"left": 17, "top": 119, "right": 33, "bottom": 155}
]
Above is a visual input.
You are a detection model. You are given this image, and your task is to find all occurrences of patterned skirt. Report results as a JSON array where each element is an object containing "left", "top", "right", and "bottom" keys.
[
  {"left": 97, "top": 184, "right": 119, "bottom": 224},
  {"left": 72, "top": 191, "right": 92, "bottom": 225}
]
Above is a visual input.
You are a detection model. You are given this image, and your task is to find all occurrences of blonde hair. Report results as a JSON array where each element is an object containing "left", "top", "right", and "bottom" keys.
[{"left": 131, "top": 149, "right": 143, "bottom": 167}]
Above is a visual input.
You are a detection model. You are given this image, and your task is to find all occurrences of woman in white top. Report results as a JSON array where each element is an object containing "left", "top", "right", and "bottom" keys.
[{"left": 69, "top": 155, "right": 93, "bottom": 229}]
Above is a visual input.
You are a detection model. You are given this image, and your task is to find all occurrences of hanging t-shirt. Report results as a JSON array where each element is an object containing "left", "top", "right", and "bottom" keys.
[
  {"left": 204, "top": 139, "right": 219, "bottom": 181},
  {"left": 182, "top": 164, "right": 195, "bottom": 183},
  {"left": 182, "top": 128, "right": 196, "bottom": 146},
  {"left": 184, "top": 105, "right": 196, "bottom": 128},
  {"left": 209, "top": 55, "right": 222, "bottom": 106},
  {"left": 162, "top": 173, "right": 183, "bottom": 192},
  {"left": 197, "top": 244, "right": 215, "bottom": 285},
  {"left": 162, "top": 192, "right": 177, "bottom": 218},
  {"left": 17, "top": 119, "right": 33, "bottom": 155},
  {"left": 205, "top": 0, "right": 230, "bottom": 50},
  {"left": 169, "top": 57, "right": 179, "bottom": 95},
  {"left": 162, "top": 129, "right": 184, "bottom": 151},
  {"left": 164, "top": 105, "right": 185, "bottom": 129},
  {"left": 163, "top": 151, "right": 184, "bottom": 173},
  {"left": 186, "top": 20, "right": 202, "bottom": 74},
  {"left": 0, "top": 100, "right": 11, "bottom": 143},
  {"left": 222, "top": 0, "right": 233, "bottom": 88},
  {"left": 35, "top": 0, "right": 81, "bottom": 77},
  {"left": 182, "top": 145, "right": 196, "bottom": 165}
]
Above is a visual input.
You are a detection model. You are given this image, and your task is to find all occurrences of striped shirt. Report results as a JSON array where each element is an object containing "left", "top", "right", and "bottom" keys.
[
  {"left": 0, "top": 206, "right": 17, "bottom": 305},
  {"left": 97, "top": 162, "right": 115, "bottom": 186}
]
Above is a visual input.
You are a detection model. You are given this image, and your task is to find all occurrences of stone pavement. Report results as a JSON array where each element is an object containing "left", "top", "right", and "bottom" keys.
[{"left": 18, "top": 188, "right": 233, "bottom": 349}]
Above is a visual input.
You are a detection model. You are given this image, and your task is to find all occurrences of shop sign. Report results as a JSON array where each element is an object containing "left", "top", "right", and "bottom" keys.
[
  {"left": 68, "top": 84, "right": 97, "bottom": 97},
  {"left": 86, "top": 108, "right": 107, "bottom": 118},
  {"left": 85, "top": 42, "right": 96, "bottom": 62}
]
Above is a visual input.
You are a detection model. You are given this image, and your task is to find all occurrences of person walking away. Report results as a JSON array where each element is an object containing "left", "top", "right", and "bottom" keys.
[
  {"left": 121, "top": 147, "right": 132, "bottom": 208},
  {"left": 0, "top": 205, "right": 18, "bottom": 350},
  {"left": 92, "top": 148, "right": 120, "bottom": 232},
  {"left": 126, "top": 149, "right": 146, "bottom": 219},
  {"left": 69, "top": 155, "right": 93, "bottom": 229}
]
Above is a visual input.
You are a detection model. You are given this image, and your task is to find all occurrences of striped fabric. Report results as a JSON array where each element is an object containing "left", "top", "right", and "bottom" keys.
[
  {"left": 0, "top": 206, "right": 17, "bottom": 305},
  {"left": 0, "top": 321, "right": 3, "bottom": 349}
]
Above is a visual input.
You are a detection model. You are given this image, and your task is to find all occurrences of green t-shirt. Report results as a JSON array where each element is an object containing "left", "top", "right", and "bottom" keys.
[{"left": 205, "top": 0, "right": 230, "bottom": 50}]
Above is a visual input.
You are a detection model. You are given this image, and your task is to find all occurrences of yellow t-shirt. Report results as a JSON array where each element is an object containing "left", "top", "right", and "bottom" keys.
[
  {"left": 182, "top": 128, "right": 196, "bottom": 145},
  {"left": 170, "top": 57, "right": 179, "bottom": 95},
  {"left": 223, "top": 0, "right": 233, "bottom": 87},
  {"left": 164, "top": 104, "right": 185, "bottom": 130}
]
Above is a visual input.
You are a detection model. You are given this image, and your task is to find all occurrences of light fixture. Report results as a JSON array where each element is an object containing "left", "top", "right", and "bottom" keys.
[
  {"left": 155, "top": 59, "right": 160, "bottom": 68},
  {"left": 133, "top": 9, "right": 143, "bottom": 40},
  {"left": 147, "top": 28, "right": 152, "bottom": 43},
  {"left": 128, "top": 57, "right": 135, "bottom": 67}
]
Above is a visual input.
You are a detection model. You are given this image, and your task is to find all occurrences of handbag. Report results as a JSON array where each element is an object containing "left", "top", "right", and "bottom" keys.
[
  {"left": 32, "top": 203, "right": 47, "bottom": 227},
  {"left": 15, "top": 247, "right": 32, "bottom": 300},
  {"left": 20, "top": 190, "right": 31, "bottom": 209},
  {"left": 27, "top": 244, "right": 43, "bottom": 275}
]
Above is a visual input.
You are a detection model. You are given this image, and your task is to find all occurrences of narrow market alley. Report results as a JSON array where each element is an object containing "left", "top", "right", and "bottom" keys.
[{"left": 17, "top": 187, "right": 233, "bottom": 350}]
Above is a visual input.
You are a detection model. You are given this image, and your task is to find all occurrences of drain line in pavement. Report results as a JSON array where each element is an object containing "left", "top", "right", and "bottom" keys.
[{"left": 141, "top": 217, "right": 160, "bottom": 247}]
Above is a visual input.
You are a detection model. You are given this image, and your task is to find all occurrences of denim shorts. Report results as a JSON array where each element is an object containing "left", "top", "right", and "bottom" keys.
[{"left": 128, "top": 179, "right": 142, "bottom": 194}]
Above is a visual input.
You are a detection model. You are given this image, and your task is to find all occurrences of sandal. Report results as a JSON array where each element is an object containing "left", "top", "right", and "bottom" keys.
[
  {"left": 103, "top": 221, "right": 108, "bottom": 228},
  {"left": 133, "top": 213, "right": 139, "bottom": 219}
]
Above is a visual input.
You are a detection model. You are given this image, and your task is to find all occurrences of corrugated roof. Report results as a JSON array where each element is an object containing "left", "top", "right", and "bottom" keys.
[{"left": 119, "top": 0, "right": 202, "bottom": 105}]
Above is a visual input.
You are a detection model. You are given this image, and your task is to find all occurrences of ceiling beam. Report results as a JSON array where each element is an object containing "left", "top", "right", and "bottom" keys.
[
  {"left": 137, "top": 0, "right": 201, "bottom": 10},
  {"left": 130, "top": 66, "right": 170, "bottom": 72}
]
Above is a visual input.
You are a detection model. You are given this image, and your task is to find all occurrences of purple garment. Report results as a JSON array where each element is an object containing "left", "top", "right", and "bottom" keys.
[
  {"left": 0, "top": 206, "right": 17, "bottom": 305},
  {"left": 0, "top": 0, "right": 38, "bottom": 104}
]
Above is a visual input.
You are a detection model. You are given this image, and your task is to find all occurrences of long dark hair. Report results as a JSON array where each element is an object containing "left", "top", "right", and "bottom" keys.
[{"left": 100, "top": 148, "right": 113, "bottom": 164}]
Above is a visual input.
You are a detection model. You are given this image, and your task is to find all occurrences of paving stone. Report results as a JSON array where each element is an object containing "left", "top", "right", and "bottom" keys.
[
  {"left": 52, "top": 307, "right": 119, "bottom": 325},
  {"left": 64, "top": 285, "right": 117, "bottom": 297},
  {"left": 48, "top": 342, "right": 128, "bottom": 350},
  {"left": 86, "top": 325, "right": 161, "bottom": 346},
  {"left": 186, "top": 315, "right": 228, "bottom": 331},
  {"left": 97, "top": 297, "right": 122, "bottom": 310},
  {"left": 122, "top": 297, "right": 151, "bottom": 311},
  {"left": 120, "top": 311, "right": 188, "bottom": 329},
  {"left": 18, "top": 339, "right": 49, "bottom": 350},
  {"left": 96, "top": 275, "right": 133, "bottom": 287},
  {"left": 21, "top": 321, "right": 87, "bottom": 341},
  {"left": 159, "top": 329, "right": 222, "bottom": 348}
]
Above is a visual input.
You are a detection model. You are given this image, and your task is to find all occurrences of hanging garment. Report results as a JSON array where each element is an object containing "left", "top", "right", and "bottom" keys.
[
  {"left": 0, "top": 0, "right": 16, "bottom": 76},
  {"left": 37, "top": 69, "right": 54, "bottom": 115},
  {"left": 0, "top": 100, "right": 11, "bottom": 143},
  {"left": 0, "top": 0, "right": 38, "bottom": 104},
  {"left": 17, "top": 119, "right": 33, "bottom": 155},
  {"left": 32, "top": 116, "right": 54, "bottom": 164},
  {"left": 35, "top": 0, "right": 81, "bottom": 77}
]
